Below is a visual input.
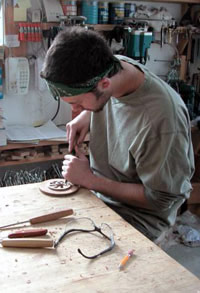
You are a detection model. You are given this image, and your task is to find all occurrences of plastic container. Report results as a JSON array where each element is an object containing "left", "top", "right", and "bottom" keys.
[
  {"left": 60, "top": 0, "right": 77, "bottom": 16},
  {"left": 98, "top": 2, "right": 109, "bottom": 24},
  {"left": 124, "top": 3, "right": 136, "bottom": 18},
  {"left": 82, "top": 1, "right": 98, "bottom": 24},
  {"left": 109, "top": 2, "right": 124, "bottom": 24}
]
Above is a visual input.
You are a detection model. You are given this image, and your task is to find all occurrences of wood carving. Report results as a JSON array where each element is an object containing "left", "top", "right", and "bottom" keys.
[{"left": 39, "top": 178, "right": 79, "bottom": 196}]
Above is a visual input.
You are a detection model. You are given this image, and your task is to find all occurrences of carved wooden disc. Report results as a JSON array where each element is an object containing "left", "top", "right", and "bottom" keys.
[{"left": 39, "top": 179, "right": 79, "bottom": 196}]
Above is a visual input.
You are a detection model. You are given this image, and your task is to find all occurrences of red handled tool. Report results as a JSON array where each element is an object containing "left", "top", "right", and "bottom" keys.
[
  {"left": 1, "top": 229, "right": 52, "bottom": 248},
  {"left": 8, "top": 228, "right": 48, "bottom": 238}
]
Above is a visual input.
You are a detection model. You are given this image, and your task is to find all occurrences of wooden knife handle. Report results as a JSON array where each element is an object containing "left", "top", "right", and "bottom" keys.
[
  {"left": 30, "top": 209, "right": 73, "bottom": 224},
  {"left": 8, "top": 228, "right": 48, "bottom": 238},
  {"left": 2, "top": 238, "right": 54, "bottom": 248}
]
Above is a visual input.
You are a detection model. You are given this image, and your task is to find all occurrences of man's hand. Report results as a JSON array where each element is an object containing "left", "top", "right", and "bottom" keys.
[
  {"left": 66, "top": 111, "right": 91, "bottom": 153},
  {"left": 62, "top": 146, "right": 93, "bottom": 188},
  {"left": 62, "top": 147, "right": 152, "bottom": 210}
]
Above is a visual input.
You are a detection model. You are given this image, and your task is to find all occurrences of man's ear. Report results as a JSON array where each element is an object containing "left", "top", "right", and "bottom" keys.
[{"left": 97, "top": 77, "right": 111, "bottom": 90}]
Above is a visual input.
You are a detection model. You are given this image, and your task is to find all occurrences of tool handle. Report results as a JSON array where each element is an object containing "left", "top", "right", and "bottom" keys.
[
  {"left": 8, "top": 228, "right": 48, "bottom": 238},
  {"left": 30, "top": 209, "right": 73, "bottom": 224},
  {"left": 1, "top": 238, "right": 54, "bottom": 248}
]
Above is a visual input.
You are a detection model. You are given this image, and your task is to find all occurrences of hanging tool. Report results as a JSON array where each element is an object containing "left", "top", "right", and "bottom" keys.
[
  {"left": 160, "top": 24, "right": 165, "bottom": 48},
  {"left": 164, "top": 27, "right": 168, "bottom": 44},
  {"left": 0, "top": 209, "right": 73, "bottom": 230},
  {"left": 0, "top": 238, "right": 54, "bottom": 248}
]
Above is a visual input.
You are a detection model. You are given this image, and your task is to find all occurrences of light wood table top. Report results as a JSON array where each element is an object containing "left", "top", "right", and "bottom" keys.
[{"left": 1, "top": 182, "right": 200, "bottom": 293}]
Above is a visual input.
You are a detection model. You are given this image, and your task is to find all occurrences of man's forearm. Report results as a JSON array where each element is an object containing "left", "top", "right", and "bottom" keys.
[{"left": 86, "top": 174, "right": 153, "bottom": 209}]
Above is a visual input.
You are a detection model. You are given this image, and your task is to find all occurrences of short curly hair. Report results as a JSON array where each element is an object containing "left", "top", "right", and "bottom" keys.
[{"left": 40, "top": 26, "right": 122, "bottom": 86}]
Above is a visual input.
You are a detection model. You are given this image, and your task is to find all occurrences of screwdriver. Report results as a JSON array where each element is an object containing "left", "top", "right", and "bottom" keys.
[{"left": 0, "top": 208, "right": 73, "bottom": 229}]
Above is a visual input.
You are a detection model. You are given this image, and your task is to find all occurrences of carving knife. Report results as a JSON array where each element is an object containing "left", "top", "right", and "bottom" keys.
[{"left": 0, "top": 209, "right": 73, "bottom": 229}]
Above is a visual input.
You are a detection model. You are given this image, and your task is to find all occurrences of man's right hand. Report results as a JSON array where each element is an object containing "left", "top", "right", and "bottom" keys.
[{"left": 66, "top": 110, "right": 91, "bottom": 153}]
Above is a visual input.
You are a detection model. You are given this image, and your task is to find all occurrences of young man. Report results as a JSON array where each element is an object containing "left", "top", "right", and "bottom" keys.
[{"left": 41, "top": 26, "right": 194, "bottom": 242}]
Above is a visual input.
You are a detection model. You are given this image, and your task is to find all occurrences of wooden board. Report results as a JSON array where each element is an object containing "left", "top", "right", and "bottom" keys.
[{"left": 39, "top": 179, "right": 79, "bottom": 196}]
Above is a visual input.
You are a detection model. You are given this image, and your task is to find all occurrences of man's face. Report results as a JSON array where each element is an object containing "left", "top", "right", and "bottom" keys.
[{"left": 62, "top": 88, "right": 111, "bottom": 113}]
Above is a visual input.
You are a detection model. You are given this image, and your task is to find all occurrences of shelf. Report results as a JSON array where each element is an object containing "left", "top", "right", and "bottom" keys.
[
  {"left": 41, "top": 22, "right": 115, "bottom": 31},
  {"left": 0, "top": 154, "right": 65, "bottom": 167},
  {"left": 76, "top": 0, "right": 200, "bottom": 3},
  {"left": 0, "top": 139, "right": 89, "bottom": 167},
  {"left": 0, "top": 140, "right": 67, "bottom": 151},
  {"left": 0, "top": 140, "right": 68, "bottom": 167}
]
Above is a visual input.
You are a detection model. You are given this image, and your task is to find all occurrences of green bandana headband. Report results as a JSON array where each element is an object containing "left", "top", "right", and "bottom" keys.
[{"left": 45, "top": 63, "right": 114, "bottom": 100}]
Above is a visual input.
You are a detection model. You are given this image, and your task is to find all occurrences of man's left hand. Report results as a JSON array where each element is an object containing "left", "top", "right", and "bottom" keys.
[{"left": 62, "top": 146, "right": 93, "bottom": 188}]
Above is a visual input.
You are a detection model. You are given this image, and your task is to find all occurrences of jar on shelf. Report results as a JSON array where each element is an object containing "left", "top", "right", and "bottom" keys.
[
  {"left": 60, "top": 0, "right": 77, "bottom": 16},
  {"left": 109, "top": 2, "right": 124, "bottom": 24},
  {"left": 98, "top": 2, "right": 109, "bottom": 24},
  {"left": 124, "top": 3, "right": 136, "bottom": 18},
  {"left": 81, "top": 1, "right": 98, "bottom": 25}
]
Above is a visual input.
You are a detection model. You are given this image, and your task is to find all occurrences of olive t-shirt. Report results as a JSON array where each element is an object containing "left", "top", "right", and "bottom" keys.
[{"left": 89, "top": 55, "right": 194, "bottom": 240}]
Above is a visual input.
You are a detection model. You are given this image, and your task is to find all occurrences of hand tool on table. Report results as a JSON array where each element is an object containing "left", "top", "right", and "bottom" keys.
[
  {"left": 0, "top": 228, "right": 49, "bottom": 247},
  {"left": 0, "top": 238, "right": 54, "bottom": 248},
  {"left": 0, "top": 209, "right": 73, "bottom": 229},
  {"left": 1, "top": 227, "right": 52, "bottom": 248},
  {"left": 8, "top": 228, "right": 48, "bottom": 238}
]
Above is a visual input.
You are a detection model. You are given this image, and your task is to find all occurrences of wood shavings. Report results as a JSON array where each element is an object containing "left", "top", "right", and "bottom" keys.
[{"left": 60, "top": 260, "right": 66, "bottom": 264}]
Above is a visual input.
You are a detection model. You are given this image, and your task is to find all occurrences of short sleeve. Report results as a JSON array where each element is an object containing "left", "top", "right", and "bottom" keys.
[{"left": 134, "top": 130, "right": 194, "bottom": 211}]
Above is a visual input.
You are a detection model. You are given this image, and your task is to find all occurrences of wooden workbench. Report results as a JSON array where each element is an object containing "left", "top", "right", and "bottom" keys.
[{"left": 1, "top": 183, "right": 200, "bottom": 292}]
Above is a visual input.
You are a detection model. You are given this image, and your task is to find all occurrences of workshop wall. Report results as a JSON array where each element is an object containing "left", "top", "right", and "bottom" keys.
[
  {"left": 1, "top": 0, "right": 72, "bottom": 127},
  {"left": 0, "top": 0, "right": 196, "bottom": 127}
]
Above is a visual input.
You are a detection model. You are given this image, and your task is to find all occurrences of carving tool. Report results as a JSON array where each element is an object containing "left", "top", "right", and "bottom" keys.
[
  {"left": 0, "top": 238, "right": 54, "bottom": 248},
  {"left": 160, "top": 25, "right": 164, "bottom": 48},
  {"left": 119, "top": 249, "right": 134, "bottom": 270},
  {"left": 0, "top": 209, "right": 73, "bottom": 229},
  {"left": 8, "top": 228, "right": 48, "bottom": 238}
]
